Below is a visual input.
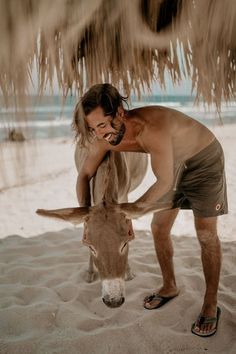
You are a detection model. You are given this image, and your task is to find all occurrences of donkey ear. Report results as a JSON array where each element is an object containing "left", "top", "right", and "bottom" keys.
[
  {"left": 36, "top": 207, "right": 89, "bottom": 225},
  {"left": 120, "top": 201, "right": 172, "bottom": 219}
]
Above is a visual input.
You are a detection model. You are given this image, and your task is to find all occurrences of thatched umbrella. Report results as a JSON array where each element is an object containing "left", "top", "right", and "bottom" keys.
[{"left": 0, "top": 0, "right": 236, "bottom": 109}]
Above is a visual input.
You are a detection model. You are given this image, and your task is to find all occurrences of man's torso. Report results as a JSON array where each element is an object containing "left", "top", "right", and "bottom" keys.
[{"left": 109, "top": 106, "right": 215, "bottom": 163}]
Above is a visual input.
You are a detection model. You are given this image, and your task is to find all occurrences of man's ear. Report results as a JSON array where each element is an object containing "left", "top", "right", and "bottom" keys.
[{"left": 117, "top": 106, "right": 125, "bottom": 119}]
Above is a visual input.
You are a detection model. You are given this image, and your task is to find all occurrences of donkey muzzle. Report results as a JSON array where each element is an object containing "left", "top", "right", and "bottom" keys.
[
  {"left": 102, "top": 278, "right": 125, "bottom": 308},
  {"left": 102, "top": 296, "right": 125, "bottom": 308}
]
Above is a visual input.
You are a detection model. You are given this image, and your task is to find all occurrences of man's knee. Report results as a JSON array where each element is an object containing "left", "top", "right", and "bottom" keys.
[
  {"left": 196, "top": 229, "right": 216, "bottom": 245},
  {"left": 195, "top": 217, "right": 219, "bottom": 246},
  {"left": 151, "top": 220, "right": 172, "bottom": 238},
  {"left": 151, "top": 210, "right": 178, "bottom": 238}
]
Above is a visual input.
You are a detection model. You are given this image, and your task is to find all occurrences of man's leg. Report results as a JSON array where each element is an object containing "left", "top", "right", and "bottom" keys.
[
  {"left": 193, "top": 216, "right": 222, "bottom": 335},
  {"left": 144, "top": 208, "right": 180, "bottom": 309}
]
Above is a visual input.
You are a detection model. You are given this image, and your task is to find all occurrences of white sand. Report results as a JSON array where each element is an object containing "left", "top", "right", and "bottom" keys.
[{"left": 0, "top": 125, "right": 236, "bottom": 354}]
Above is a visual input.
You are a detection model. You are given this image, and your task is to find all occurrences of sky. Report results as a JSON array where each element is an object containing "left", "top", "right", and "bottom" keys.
[
  {"left": 151, "top": 77, "right": 193, "bottom": 96},
  {"left": 30, "top": 57, "right": 194, "bottom": 97}
]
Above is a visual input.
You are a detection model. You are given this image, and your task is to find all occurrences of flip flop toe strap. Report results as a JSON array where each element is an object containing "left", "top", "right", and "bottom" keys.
[
  {"left": 144, "top": 293, "right": 158, "bottom": 303},
  {"left": 198, "top": 316, "right": 217, "bottom": 325},
  {"left": 144, "top": 294, "right": 167, "bottom": 303}
]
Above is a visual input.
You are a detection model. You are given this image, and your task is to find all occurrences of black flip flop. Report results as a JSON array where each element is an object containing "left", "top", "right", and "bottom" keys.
[
  {"left": 191, "top": 306, "right": 221, "bottom": 337},
  {"left": 144, "top": 293, "right": 177, "bottom": 310}
]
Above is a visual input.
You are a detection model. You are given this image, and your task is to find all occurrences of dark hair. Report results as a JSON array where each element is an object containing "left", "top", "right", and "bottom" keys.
[{"left": 72, "top": 83, "right": 128, "bottom": 146}]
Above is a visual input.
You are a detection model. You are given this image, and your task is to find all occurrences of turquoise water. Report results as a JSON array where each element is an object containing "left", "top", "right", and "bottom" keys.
[{"left": 0, "top": 95, "right": 236, "bottom": 141}]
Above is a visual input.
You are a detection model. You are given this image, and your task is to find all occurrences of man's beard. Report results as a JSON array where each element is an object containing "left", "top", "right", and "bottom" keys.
[{"left": 109, "top": 122, "right": 126, "bottom": 146}]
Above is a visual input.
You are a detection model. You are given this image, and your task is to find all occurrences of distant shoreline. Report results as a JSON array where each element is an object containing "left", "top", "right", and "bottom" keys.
[{"left": 0, "top": 96, "right": 236, "bottom": 141}]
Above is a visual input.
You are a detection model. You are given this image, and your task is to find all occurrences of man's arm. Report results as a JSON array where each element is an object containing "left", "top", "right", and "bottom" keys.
[
  {"left": 76, "top": 173, "right": 91, "bottom": 207},
  {"left": 135, "top": 129, "right": 174, "bottom": 204},
  {"left": 76, "top": 140, "right": 109, "bottom": 207}
]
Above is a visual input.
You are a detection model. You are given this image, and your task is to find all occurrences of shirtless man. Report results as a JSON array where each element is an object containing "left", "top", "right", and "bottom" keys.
[{"left": 73, "top": 83, "right": 227, "bottom": 337}]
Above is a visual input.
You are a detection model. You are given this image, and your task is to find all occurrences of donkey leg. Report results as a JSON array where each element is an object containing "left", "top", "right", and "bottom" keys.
[
  {"left": 84, "top": 253, "right": 98, "bottom": 283},
  {"left": 125, "top": 261, "right": 135, "bottom": 281}
]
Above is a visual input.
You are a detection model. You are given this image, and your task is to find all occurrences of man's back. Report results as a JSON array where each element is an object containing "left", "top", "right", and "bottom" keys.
[{"left": 112, "top": 106, "right": 215, "bottom": 163}]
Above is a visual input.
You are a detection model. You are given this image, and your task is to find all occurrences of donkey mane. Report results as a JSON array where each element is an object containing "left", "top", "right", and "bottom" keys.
[
  {"left": 102, "top": 152, "right": 112, "bottom": 199},
  {"left": 91, "top": 151, "right": 122, "bottom": 205}
]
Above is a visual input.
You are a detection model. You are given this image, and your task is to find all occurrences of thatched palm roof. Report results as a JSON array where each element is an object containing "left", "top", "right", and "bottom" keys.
[{"left": 0, "top": 0, "right": 236, "bottom": 108}]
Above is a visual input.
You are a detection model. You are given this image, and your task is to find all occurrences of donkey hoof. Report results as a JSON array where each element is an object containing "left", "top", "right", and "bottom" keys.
[
  {"left": 125, "top": 271, "right": 135, "bottom": 281},
  {"left": 84, "top": 270, "right": 98, "bottom": 283}
]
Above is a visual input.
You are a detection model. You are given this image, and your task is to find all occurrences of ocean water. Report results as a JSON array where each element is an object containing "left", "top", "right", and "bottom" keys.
[{"left": 0, "top": 95, "right": 236, "bottom": 141}]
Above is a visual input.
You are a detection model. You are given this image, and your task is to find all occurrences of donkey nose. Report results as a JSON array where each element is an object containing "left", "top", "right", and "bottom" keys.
[{"left": 102, "top": 296, "right": 125, "bottom": 308}]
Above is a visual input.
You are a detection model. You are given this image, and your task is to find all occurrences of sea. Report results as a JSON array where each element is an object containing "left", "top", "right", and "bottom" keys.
[{"left": 0, "top": 95, "right": 236, "bottom": 142}]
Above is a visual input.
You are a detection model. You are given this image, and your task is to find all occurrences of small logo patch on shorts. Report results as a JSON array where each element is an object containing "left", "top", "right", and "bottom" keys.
[{"left": 215, "top": 204, "right": 221, "bottom": 211}]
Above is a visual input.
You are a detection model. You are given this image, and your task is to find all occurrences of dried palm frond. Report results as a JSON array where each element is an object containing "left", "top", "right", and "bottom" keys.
[{"left": 0, "top": 0, "right": 235, "bottom": 108}]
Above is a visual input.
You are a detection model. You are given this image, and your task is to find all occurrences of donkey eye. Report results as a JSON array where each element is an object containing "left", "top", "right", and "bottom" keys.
[{"left": 120, "top": 242, "right": 128, "bottom": 253}]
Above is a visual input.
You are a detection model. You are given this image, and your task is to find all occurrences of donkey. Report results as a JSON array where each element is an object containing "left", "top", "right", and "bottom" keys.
[{"left": 37, "top": 147, "right": 171, "bottom": 308}]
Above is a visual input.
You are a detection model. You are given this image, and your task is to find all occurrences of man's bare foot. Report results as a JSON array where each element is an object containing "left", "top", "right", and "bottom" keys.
[
  {"left": 191, "top": 306, "right": 221, "bottom": 337},
  {"left": 144, "top": 287, "right": 179, "bottom": 309}
]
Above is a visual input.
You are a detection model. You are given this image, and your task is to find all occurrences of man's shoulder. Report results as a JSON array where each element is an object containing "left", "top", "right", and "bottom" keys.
[
  {"left": 131, "top": 105, "right": 169, "bottom": 113},
  {"left": 129, "top": 105, "right": 170, "bottom": 122}
]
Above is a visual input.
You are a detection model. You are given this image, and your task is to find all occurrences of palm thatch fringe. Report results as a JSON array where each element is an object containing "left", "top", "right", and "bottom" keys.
[{"left": 0, "top": 0, "right": 236, "bottom": 108}]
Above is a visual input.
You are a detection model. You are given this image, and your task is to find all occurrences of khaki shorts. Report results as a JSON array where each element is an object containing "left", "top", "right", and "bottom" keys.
[{"left": 172, "top": 138, "right": 228, "bottom": 217}]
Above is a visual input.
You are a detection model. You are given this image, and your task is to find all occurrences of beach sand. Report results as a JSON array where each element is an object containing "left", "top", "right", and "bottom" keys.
[{"left": 0, "top": 124, "right": 236, "bottom": 354}]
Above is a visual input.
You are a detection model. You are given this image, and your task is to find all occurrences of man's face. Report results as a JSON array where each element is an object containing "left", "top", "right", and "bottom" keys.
[{"left": 86, "top": 106, "right": 126, "bottom": 146}]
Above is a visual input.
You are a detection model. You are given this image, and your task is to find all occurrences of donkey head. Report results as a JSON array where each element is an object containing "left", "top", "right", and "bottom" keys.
[
  {"left": 36, "top": 201, "right": 171, "bottom": 308},
  {"left": 83, "top": 202, "right": 134, "bottom": 307}
]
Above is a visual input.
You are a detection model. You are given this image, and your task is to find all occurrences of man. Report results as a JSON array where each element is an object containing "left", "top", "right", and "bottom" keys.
[{"left": 73, "top": 83, "right": 227, "bottom": 337}]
